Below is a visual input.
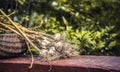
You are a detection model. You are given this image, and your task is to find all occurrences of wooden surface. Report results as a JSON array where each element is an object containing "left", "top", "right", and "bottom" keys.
[{"left": 0, "top": 56, "right": 120, "bottom": 72}]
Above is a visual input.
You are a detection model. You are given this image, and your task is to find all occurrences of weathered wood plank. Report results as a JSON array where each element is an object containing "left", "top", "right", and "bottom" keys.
[{"left": 0, "top": 56, "right": 120, "bottom": 72}]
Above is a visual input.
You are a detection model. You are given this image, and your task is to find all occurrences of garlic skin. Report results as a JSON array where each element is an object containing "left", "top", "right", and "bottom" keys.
[{"left": 37, "top": 33, "right": 79, "bottom": 61}]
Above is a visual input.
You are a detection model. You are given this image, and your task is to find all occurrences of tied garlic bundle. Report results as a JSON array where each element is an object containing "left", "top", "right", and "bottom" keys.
[
  {"left": 0, "top": 9, "right": 79, "bottom": 62},
  {"left": 37, "top": 33, "right": 79, "bottom": 61}
]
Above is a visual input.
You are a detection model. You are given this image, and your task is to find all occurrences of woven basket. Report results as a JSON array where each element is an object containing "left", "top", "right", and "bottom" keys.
[{"left": 0, "top": 33, "right": 28, "bottom": 58}]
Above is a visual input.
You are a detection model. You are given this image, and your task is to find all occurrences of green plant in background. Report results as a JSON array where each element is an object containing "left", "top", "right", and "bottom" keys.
[{"left": 0, "top": 0, "right": 120, "bottom": 56}]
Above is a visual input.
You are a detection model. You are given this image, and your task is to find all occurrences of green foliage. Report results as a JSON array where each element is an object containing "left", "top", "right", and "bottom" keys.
[{"left": 0, "top": 0, "right": 120, "bottom": 56}]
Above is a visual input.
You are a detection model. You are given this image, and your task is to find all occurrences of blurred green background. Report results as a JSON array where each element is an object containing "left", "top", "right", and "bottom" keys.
[{"left": 0, "top": 0, "right": 120, "bottom": 56}]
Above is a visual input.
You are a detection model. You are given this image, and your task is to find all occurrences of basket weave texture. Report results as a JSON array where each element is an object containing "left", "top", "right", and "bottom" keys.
[{"left": 0, "top": 33, "right": 28, "bottom": 58}]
